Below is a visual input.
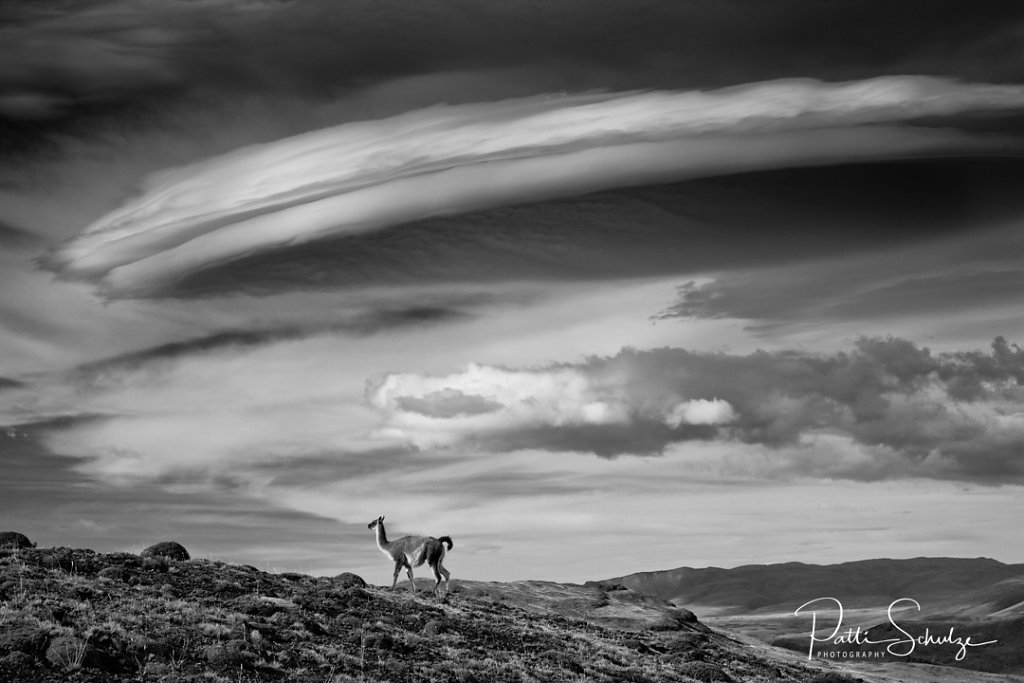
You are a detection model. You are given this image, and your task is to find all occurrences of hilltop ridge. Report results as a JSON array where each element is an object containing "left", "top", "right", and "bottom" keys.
[{"left": 0, "top": 545, "right": 843, "bottom": 683}]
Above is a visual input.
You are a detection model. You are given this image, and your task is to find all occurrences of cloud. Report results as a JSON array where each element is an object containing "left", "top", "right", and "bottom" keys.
[
  {"left": 0, "top": 221, "right": 39, "bottom": 246},
  {"left": 45, "top": 330, "right": 1018, "bottom": 487},
  {"left": 263, "top": 443, "right": 1024, "bottom": 581},
  {"left": 656, "top": 217, "right": 1024, "bottom": 336},
  {"left": 0, "top": 92, "right": 72, "bottom": 119},
  {"left": 0, "top": 418, "right": 353, "bottom": 574},
  {"left": 5, "top": 0, "right": 1024, "bottom": 129},
  {"left": 0, "top": 377, "right": 24, "bottom": 391},
  {"left": 72, "top": 305, "right": 474, "bottom": 375},
  {"left": 367, "top": 360, "right": 738, "bottom": 454},
  {"left": 367, "top": 337, "right": 1024, "bottom": 483},
  {"left": 666, "top": 399, "right": 736, "bottom": 427},
  {"left": 118, "top": 156, "right": 1024, "bottom": 300},
  {"left": 396, "top": 389, "right": 504, "bottom": 419},
  {"left": 13, "top": 333, "right": 1024, "bottom": 581},
  {"left": 368, "top": 362, "right": 639, "bottom": 447},
  {"left": 49, "top": 76, "right": 1024, "bottom": 297}
]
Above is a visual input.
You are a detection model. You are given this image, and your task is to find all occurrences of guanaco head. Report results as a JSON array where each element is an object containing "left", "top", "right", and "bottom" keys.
[{"left": 368, "top": 515, "right": 384, "bottom": 530}]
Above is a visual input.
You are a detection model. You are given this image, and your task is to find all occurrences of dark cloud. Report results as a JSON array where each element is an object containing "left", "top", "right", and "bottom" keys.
[
  {"left": 478, "top": 421, "right": 719, "bottom": 459},
  {"left": 397, "top": 389, "right": 504, "bottom": 419},
  {"left": 2, "top": 414, "right": 108, "bottom": 449},
  {"left": 826, "top": 270, "right": 1024, "bottom": 321},
  {"left": 132, "top": 157, "right": 1024, "bottom": 299},
  {"left": 72, "top": 305, "right": 475, "bottom": 375},
  {"left": 660, "top": 268, "right": 1024, "bottom": 333},
  {"left": 461, "top": 337, "right": 1024, "bottom": 483},
  {"left": 0, "top": 377, "right": 24, "bottom": 390},
  {"left": 3, "top": 0, "right": 1024, "bottom": 148},
  {"left": 649, "top": 158, "right": 1024, "bottom": 331},
  {"left": 0, "top": 221, "right": 39, "bottom": 246},
  {"left": 658, "top": 230, "right": 1024, "bottom": 333}
]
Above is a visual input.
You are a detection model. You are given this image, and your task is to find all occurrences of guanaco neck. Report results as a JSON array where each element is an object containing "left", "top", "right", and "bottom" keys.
[{"left": 374, "top": 522, "right": 390, "bottom": 552}]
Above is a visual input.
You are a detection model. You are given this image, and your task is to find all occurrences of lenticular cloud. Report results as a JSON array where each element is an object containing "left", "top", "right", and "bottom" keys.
[{"left": 55, "top": 76, "right": 1024, "bottom": 296}]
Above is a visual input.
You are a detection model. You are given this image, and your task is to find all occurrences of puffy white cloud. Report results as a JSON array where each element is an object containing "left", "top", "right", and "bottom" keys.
[
  {"left": 363, "top": 336, "right": 1024, "bottom": 482},
  {"left": 666, "top": 398, "right": 736, "bottom": 426},
  {"left": 53, "top": 76, "right": 1024, "bottom": 295},
  {"left": 367, "top": 361, "right": 734, "bottom": 449},
  {"left": 366, "top": 363, "right": 639, "bottom": 447}
]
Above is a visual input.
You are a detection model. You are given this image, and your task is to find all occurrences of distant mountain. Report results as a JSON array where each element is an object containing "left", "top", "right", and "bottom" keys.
[
  {"left": 595, "top": 557, "right": 1024, "bottom": 618},
  {"left": 596, "top": 558, "right": 1024, "bottom": 675}
]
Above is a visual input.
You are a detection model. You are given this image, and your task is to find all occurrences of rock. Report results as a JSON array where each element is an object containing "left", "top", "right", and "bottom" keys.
[
  {"left": 97, "top": 566, "right": 126, "bottom": 582},
  {"left": 333, "top": 572, "right": 366, "bottom": 589},
  {"left": 673, "top": 607, "right": 699, "bottom": 624},
  {"left": 140, "top": 541, "right": 190, "bottom": 561},
  {"left": 0, "top": 531, "right": 35, "bottom": 549}
]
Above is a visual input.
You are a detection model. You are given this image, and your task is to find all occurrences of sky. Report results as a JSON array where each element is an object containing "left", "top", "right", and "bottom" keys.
[{"left": 2, "top": 0, "right": 1024, "bottom": 584}]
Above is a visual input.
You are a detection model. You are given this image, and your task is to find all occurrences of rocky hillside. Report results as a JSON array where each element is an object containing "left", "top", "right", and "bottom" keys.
[{"left": 0, "top": 545, "right": 851, "bottom": 683}]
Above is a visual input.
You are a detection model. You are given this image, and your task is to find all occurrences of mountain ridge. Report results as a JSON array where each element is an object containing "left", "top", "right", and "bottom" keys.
[{"left": 595, "top": 556, "right": 1024, "bottom": 617}]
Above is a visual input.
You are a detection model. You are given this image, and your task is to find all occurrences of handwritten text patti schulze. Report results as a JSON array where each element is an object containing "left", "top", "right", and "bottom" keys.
[{"left": 794, "top": 597, "right": 998, "bottom": 661}]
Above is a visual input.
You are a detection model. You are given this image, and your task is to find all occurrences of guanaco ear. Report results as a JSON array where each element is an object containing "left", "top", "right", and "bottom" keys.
[{"left": 379, "top": 515, "right": 385, "bottom": 522}]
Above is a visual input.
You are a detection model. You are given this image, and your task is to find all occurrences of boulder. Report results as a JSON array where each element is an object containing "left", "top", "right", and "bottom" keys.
[
  {"left": 0, "top": 531, "right": 35, "bottom": 549},
  {"left": 97, "top": 566, "right": 127, "bottom": 582},
  {"left": 333, "top": 572, "right": 366, "bottom": 589},
  {"left": 140, "top": 541, "right": 190, "bottom": 561}
]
